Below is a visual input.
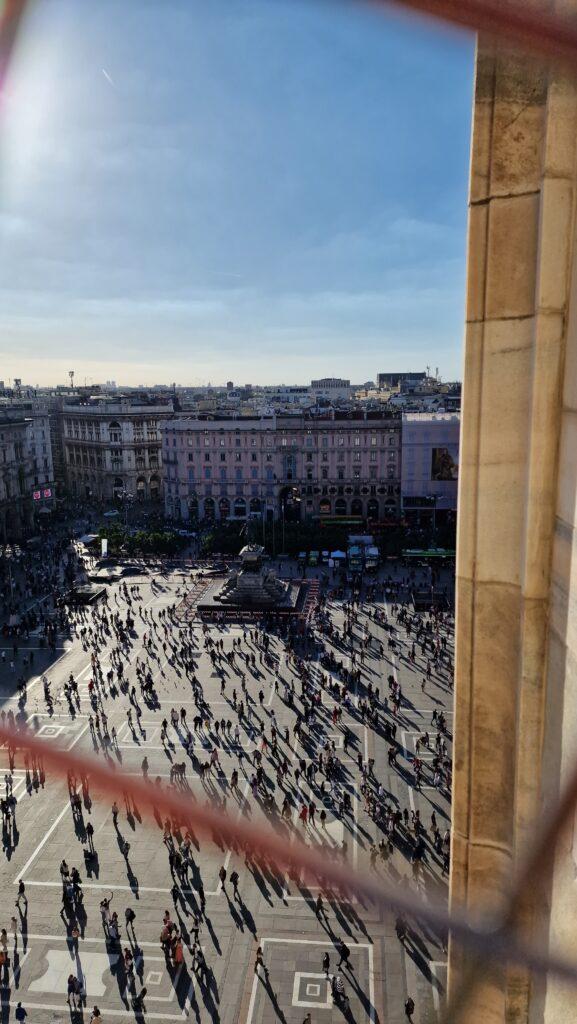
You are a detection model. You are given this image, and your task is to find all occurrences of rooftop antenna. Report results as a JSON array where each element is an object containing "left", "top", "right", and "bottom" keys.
[
  {"left": 426, "top": 364, "right": 431, "bottom": 378},
  {"left": 69, "top": 370, "right": 75, "bottom": 390}
]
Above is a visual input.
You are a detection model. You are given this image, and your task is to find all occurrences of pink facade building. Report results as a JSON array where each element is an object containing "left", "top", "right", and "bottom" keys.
[{"left": 162, "top": 411, "right": 401, "bottom": 524}]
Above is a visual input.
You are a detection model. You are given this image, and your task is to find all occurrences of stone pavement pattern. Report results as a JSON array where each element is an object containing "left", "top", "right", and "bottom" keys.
[{"left": 0, "top": 561, "right": 452, "bottom": 1023}]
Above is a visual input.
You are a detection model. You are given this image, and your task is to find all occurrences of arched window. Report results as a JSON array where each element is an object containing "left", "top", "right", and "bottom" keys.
[
  {"left": 351, "top": 498, "right": 363, "bottom": 516},
  {"left": 319, "top": 498, "right": 331, "bottom": 515},
  {"left": 234, "top": 498, "right": 247, "bottom": 518},
  {"left": 335, "top": 498, "right": 347, "bottom": 517},
  {"left": 109, "top": 421, "right": 121, "bottom": 443},
  {"left": 136, "top": 477, "right": 146, "bottom": 500},
  {"left": 249, "top": 498, "right": 261, "bottom": 514},
  {"left": 367, "top": 498, "right": 379, "bottom": 519},
  {"left": 187, "top": 496, "right": 198, "bottom": 523},
  {"left": 203, "top": 497, "right": 216, "bottom": 521},
  {"left": 219, "top": 498, "right": 230, "bottom": 520},
  {"left": 150, "top": 474, "right": 160, "bottom": 499}
]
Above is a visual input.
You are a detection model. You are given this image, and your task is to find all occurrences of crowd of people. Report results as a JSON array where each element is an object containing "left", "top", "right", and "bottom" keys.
[{"left": 0, "top": 551, "right": 454, "bottom": 1020}]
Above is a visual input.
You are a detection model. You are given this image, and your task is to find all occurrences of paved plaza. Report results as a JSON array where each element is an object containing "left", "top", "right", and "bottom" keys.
[{"left": 0, "top": 560, "right": 453, "bottom": 1023}]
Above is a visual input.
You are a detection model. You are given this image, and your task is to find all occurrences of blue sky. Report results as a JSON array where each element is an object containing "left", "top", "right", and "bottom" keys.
[{"left": 0, "top": 0, "right": 474, "bottom": 387}]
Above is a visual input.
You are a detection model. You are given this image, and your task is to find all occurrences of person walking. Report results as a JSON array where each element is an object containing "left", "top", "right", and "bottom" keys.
[
  {"left": 230, "top": 870, "right": 240, "bottom": 901},
  {"left": 86, "top": 821, "right": 95, "bottom": 852},
  {"left": 15, "top": 880, "right": 27, "bottom": 914},
  {"left": 254, "top": 945, "right": 268, "bottom": 977},
  {"left": 336, "top": 941, "right": 351, "bottom": 970},
  {"left": 125, "top": 906, "right": 136, "bottom": 937},
  {"left": 405, "top": 996, "right": 415, "bottom": 1021},
  {"left": 67, "top": 974, "right": 79, "bottom": 1009},
  {"left": 322, "top": 952, "right": 330, "bottom": 976}
]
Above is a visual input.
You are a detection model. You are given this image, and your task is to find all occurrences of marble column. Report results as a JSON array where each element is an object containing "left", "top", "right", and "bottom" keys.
[{"left": 448, "top": 28, "right": 577, "bottom": 1024}]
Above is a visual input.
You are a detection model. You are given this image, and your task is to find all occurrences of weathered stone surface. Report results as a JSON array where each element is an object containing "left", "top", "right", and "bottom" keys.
[{"left": 449, "top": 32, "right": 577, "bottom": 1024}]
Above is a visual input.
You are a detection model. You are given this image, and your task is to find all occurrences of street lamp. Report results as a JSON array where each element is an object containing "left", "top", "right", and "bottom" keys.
[
  {"left": 426, "top": 494, "right": 438, "bottom": 537},
  {"left": 120, "top": 489, "right": 134, "bottom": 529}
]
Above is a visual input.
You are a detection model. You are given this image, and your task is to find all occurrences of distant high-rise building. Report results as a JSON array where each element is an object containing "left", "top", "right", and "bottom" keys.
[{"left": 377, "top": 371, "right": 426, "bottom": 388}]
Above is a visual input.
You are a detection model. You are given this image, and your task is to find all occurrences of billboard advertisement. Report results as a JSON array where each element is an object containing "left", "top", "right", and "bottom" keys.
[{"left": 431, "top": 445, "right": 459, "bottom": 481}]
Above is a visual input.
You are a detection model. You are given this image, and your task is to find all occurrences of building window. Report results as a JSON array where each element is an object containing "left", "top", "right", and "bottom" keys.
[
  {"left": 306, "top": 454, "right": 313, "bottom": 463},
  {"left": 204, "top": 453, "right": 210, "bottom": 462},
  {"left": 353, "top": 452, "right": 361, "bottom": 462},
  {"left": 220, "top": 453, "right": 226, "bottom": 462},
  {"left": 204, "top": 467, "right": 211, "bottom": 479},
  {"left": 235, "top": 453, "right": 241, "bottom": 462},
  {"left": 338, "top": 469, "right": 344, "bottom": 481},
  {"left": 321, "top": 467, "right": 328, "bottom": 479},
  {"left": 108, "top": 421, "right": 121, "bottom": 443},
  {"left": 251, "top": 453, "right": 257, "bottom": 462}
]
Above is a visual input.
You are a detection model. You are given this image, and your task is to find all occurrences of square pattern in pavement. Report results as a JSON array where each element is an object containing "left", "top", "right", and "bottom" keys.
[{"left": 0, "top": 563, "right": 453, "bottom": 1023}]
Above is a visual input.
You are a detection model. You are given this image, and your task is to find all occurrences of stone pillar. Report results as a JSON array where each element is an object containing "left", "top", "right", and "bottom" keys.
[{"left": 449, "top": 31, "right": 577, "bottom": 1024}]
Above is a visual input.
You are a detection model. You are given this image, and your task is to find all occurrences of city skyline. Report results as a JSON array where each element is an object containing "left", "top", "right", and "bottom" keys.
[
  {"left": 2, "top": 366, "right": 459, "bottom": 391},
  {"left": 0, "top": 0, "right": 473, "bottom": 387}
]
